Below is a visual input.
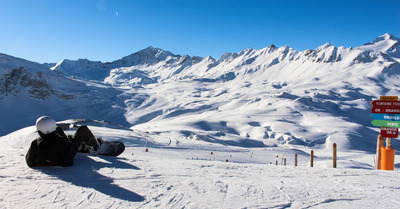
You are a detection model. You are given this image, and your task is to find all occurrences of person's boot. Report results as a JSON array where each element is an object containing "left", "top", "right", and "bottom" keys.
[{"left": 73, "top": 125, "right": 99, "bottom": 153}]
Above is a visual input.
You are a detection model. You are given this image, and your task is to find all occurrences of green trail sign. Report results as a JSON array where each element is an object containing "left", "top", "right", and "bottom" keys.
[{"left": 371, "top": 120, "right": 400, "bottom": 128}]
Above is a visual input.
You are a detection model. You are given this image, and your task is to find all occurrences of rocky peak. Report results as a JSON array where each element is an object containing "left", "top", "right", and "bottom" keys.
[{"left": 115, "top": 46, "right": 176, "bottom": 66}]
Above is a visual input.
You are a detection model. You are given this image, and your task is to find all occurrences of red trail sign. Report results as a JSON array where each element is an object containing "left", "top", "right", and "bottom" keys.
[
  {"left": 372, "top": 107, "right": 400, "bottom": 114},
  {"left": 371, "top": 101, "right": 400, "bottom": 108},
  {"left": 380, "top": 127, "right": 399, "bottom": 138}
]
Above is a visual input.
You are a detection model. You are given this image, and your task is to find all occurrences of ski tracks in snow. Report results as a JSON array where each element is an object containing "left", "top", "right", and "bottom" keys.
[{"left": 2, "top": 129, "right": 400, "bottom": 208}]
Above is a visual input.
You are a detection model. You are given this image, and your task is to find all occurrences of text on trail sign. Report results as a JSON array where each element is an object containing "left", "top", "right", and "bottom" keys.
[
  {"left": 380, "top": 96, "right": 399, "bottom": 101},
  {"left": 371, "top": 114, "right": 400, "bottom": 121},
  {"left": 371, "top": 101, "right": 400, "bottom": 107},
  {"left": 372, "top": 107, "right": 400, "bottom": 114},
  {"left": 371, "top": 120, "right": 400, "bottom": 128},
  {"left": 381, "top": 127, "right": 399, "bottom": 138}
]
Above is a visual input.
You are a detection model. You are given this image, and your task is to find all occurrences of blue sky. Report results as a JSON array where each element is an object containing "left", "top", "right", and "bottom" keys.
[{"left": 0, "top": 0, "right": 399, "bottom": 63}]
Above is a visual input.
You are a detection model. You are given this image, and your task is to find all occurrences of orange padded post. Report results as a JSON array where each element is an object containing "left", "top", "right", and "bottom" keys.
[{"left": 381, "top": 147, "right": 395, "bottom": 170}]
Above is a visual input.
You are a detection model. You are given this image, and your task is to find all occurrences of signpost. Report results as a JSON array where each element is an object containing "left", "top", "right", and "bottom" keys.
[
  {"left": 371, "top": 120, "right": 400, "bottom": 128},
  {"left": 371, "top": 96, "right": 398, "bottom": 171},
  {"left": 372, "top": 107, "right": 400, "bottom": 114},
  {"left": 371, "top": 114, "right": 400, "bottom": 121},
  {"left": 371, "top": 101, "right": 400, "bottom": 107},
  {"left": 380, "top": 127, "right": 399, "bottom": 138},
  {"left": 380, "top": 96, "right": 399, "bottom": 101}
]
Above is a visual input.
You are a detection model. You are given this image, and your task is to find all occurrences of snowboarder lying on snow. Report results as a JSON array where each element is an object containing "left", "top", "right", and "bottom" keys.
[{"left": 25, "top": 116, "right": 101, "bottom": 167}]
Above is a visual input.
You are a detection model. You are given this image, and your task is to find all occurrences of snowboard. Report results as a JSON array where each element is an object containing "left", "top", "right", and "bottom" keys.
[
  {"left": 95, "top": 139, "right": 125, "bottom": 156},
  {"left": 78, "top": 138, "right": 125, "bottom": 157},
  {"left": 61, "top": 124, "right": 125, "bottom": 157}
]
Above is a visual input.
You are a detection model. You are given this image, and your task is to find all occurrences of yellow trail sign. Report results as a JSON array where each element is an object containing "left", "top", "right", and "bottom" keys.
[{"left": 380, "top": 96, "right": 398, "bottom": 101}]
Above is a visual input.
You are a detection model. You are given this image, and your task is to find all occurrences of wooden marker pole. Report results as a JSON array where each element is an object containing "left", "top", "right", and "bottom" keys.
[
  {"left": 386, "top": 138, "right": 391, "bottom": 148},
  {"left": 375, "top": 135, "right": 384, "bottom": 170},
  {"left": 332, "top": 143, "right": 337, "bottom": 168},
  {"left": 310, "top": 150, "right": 314, "bottom": 167},
  {"left": 294, "top": 154, "right": 298, "bottom": 167}
]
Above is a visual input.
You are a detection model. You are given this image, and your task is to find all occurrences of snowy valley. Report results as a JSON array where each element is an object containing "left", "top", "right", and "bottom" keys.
[{"left": 1, "top": 33, "right": 400, "bottom": 208}]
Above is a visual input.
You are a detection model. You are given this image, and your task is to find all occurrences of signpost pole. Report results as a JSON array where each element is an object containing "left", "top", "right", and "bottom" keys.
[
  {"left": 375, "top": 135, "right": 384, "bottom": 170},
  {"left": 386, "top": 138, "right": 391, "bottom": 148}
]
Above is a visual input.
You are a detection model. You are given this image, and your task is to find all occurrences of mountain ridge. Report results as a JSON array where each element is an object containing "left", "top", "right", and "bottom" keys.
[{"left": 46, "top": 33, "right": 399, "bottom": 86}]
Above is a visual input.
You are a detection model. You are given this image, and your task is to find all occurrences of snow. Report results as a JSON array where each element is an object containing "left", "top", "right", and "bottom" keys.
[
  {"left": 1, "top": 121, "right": 400, "bottom": 208},
  {"left": 1, "top": 34, "right": 400, "bottom": 208}
]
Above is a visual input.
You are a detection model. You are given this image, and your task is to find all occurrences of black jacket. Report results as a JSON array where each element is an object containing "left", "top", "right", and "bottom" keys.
[{"left": 25, "top": 127, "right": 77, "bottom": 167}]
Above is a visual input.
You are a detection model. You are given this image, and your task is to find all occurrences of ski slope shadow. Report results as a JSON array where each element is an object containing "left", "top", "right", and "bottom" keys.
[{"left": 38, "top": 154, "right": 145, "bottom": 202}]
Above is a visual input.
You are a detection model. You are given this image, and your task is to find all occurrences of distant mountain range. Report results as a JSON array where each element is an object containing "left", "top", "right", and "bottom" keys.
[
  {"left": 47, "top": 33, "right": 400, "bottom": 85},
  {"left": 1, "top": 34, "right": 399, "bottom": 152}
]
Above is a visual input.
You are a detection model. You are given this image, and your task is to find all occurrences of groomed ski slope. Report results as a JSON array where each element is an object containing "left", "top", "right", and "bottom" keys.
[{"left": 1, "top": 120, "right": 399, "bottom": 208}]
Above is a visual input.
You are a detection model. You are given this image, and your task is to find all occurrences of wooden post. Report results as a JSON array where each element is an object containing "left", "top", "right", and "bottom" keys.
[
  {"left": 375, "top": 135, "right": 384, "bottom": 170},
  {"left": 284, "top": 158, "right": 286, "bottom": 166},
  {"left": 310, "top": 150, "right": 314, "bottom": 167},
  {"left": 294, "top": 154, "right": 298, "bottom": 167},
  {"left": 386, "top": 138, "right": 392, "bottom": 148},
  {"left": 333, "top": 143, "right": 337, "bottom": 168}
]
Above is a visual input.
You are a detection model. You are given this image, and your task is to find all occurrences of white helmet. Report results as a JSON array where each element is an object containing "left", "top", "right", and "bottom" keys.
[{"left": 36, "top": 116, "right": 57, "bottom": 134}]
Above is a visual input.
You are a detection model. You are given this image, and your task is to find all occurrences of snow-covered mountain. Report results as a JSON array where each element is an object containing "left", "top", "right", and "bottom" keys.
[
  {"left": 0, "top": 54, "right": 129, "bottom": 135},
  {"left": 1, "top": 34, "right": 400, "bottom": 153},
  {"left": 48, "top": 47, "right": 203, "bottom": 83},
  {"left": 49, "top": 34, "right": 400, "bottom": 86}
]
